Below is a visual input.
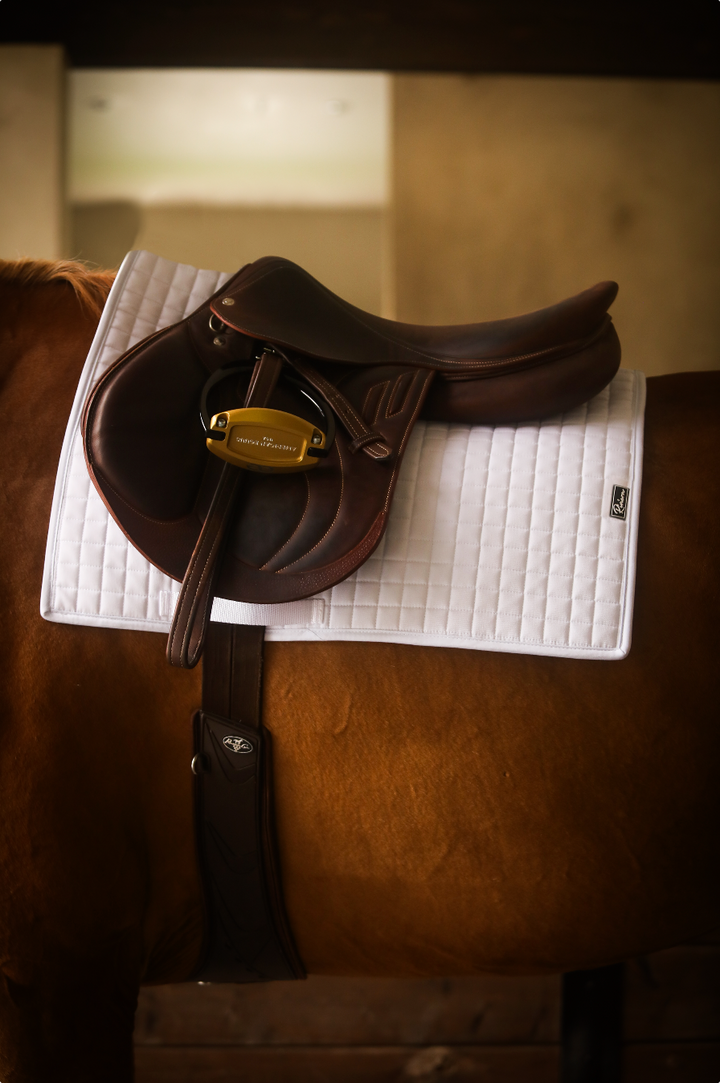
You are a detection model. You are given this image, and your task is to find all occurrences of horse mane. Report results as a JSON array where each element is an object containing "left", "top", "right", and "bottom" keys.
[{"left": 0, "top": 258, "right": 115, "bottom": 320}]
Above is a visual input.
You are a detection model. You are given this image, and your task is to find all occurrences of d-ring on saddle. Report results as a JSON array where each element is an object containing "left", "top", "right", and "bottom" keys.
[{"left": 84, "top": 256, "right": 621, "bottom": 668}]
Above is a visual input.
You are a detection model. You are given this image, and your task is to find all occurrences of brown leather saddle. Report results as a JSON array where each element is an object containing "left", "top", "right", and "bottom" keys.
[
  {"left": 82, "top": 257, "right": 621, "bottom": 985},
  {"left": 84, "top": 256, "right": 621, "bottom": 668}
]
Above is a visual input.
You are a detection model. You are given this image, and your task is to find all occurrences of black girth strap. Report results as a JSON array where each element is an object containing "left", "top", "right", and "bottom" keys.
[{"left": 190, "top": 622, "right": 306, "bottom": 982}]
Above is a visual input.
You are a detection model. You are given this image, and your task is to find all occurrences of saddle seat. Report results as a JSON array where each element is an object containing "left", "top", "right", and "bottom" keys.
[
  {"left": 84, "top": 256, "right": 621, "bottom": 666},
  {"left": 208, "top": 256, "right": 617, "bottom": 364}
]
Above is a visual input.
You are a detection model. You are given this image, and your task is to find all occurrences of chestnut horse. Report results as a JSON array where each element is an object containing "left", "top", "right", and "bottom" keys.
[{"left": 0, "top": 260, "right": 718, "bottom": 1082}]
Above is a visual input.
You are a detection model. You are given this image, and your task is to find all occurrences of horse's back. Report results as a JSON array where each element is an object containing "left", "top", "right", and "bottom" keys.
[
  {"left": 265, "top": 371, "right": 720, "bottom": 975},
  {"left": 0, "top": 271, "right": 718, "bottom": 1079}
]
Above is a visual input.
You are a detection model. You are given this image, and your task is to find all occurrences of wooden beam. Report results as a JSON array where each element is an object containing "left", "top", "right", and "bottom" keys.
[
  {"left": 134, "top": 974, "right": 561, "bottom": 1047},
  {"left": 561, "top": 965, "right": 624, "bottom": 1082},
  {"left": 134, "top": 1044, "right": 560, "bottom": 1082},
  {"left": 133, "top": 1042, "right": 720, "bottom": 1082},
  {"left": 133, "top": 946, "right": 720, "bottom": 1048},
  {"left": 1, "top": 1, "right": 718, "bottom": 78}
]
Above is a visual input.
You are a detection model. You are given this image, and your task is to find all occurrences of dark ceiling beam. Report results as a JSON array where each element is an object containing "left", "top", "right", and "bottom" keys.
[{"left": 1, "top": 1, "right": 718, "bottom": 78}]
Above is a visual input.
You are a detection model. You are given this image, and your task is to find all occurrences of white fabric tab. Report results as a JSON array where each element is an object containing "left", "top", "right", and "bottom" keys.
[{"left": 41, "top": 251, "right": 645, "bottom": 660}]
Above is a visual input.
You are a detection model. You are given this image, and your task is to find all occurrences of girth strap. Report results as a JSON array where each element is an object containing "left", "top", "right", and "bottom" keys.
[{"left": 190, "top": 622, "right": 305, "bottom": 983}]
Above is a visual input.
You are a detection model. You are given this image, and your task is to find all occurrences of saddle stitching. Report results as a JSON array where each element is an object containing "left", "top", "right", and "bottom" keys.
[
  {"left": 290, "top": 359, "right": 390, "bottom": 458},
  {"left": 275, "top": 370, "right": 433, "bottom": 579},
  {"left": 386, "top": 372, "right": 414, "bottom": 418},
  {"left": 258, "top": 471, "right": 312, "bottom": 571},
  {"left": 362, "top": 381, "right": 390, "bottom": 424},
  {"left": 272, "top": 436, "right": 347, "bottom": 574}
]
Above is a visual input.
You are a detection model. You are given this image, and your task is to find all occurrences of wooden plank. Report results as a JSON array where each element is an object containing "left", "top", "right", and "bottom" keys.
[
  {"left": 135, "top": 944, "right": 720, "bottom": 1048},
  {"left": 0, "top": 1, "right": 718, "bottom": 78},
  {"left": 135, "top": 1043, "right": 720, "bottom": 1083},
  {"left": 624, "top": 1043, "right": 720, "bottom": 1082},
  {"left": 135, "top": 974, "right": 561, "bottom": 1047},
  {"left": 134, "top": 1044, "right": 560, "bottom": 1082}
]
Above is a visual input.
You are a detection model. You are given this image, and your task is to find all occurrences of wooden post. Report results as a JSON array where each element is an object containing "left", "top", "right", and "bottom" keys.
[{"left": 561, "top": 964, "right": 624, "bottom": 1082}]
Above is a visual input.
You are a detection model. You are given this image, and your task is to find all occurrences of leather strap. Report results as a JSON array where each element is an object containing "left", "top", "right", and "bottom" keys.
[
  {"left": 290, "top": 358, "right": 392, "bottom": 460},
  {"left": 190, "top": 622, "right": 306, "bottom": 982},
  {"left": 167, "top": 350, "right": 284, "bottom": 668},
  {"left": 167, "top": 463, "right": 242, "bottom": 668}
]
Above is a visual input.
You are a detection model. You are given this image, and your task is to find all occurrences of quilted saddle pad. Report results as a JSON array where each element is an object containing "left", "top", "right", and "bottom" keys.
[{"left": 41, "top": 250, "right": 645, "bottom": 660}]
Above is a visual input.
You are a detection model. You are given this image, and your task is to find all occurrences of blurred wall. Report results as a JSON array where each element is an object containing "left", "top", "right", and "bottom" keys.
[
  {"left": 67, "top": 69, "right": 390, "bottom": 313},
  {"left": 70, "top": 203, "right": 388, "bottom": 315},
  {"left": 0, "top": 45, "right": 65, "bottom": 260},
  {"left": 393, "top": 75, "right": 720, "bottom": 376}
]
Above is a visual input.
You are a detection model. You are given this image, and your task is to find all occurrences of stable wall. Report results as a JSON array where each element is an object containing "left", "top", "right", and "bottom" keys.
[
  {"left": 0, "top": 46, "right": 65, "bottom": 260},
  {"left": 70, "top": 203, "right": 388, "bottom": 316},
  {"left": 392, "top": 76, "right": 720, "bottom": 376}
]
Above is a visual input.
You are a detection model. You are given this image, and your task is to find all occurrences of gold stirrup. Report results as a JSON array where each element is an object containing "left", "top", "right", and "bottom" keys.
[
  {"left": 207, "top": 406, "right": 328, "bottom": 473},
  {"left": 200, "top": 357, "right": 335, "bottom": 474}
]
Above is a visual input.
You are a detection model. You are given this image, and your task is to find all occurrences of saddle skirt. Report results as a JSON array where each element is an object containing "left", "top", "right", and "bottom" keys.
[{"left": 42, "top": 252, "right": 644, "bottom": 661}]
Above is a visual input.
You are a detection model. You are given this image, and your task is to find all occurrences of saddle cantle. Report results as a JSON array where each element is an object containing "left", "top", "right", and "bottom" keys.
[{"left": 83, "top": 256, "right": 621, "bottom": 666}]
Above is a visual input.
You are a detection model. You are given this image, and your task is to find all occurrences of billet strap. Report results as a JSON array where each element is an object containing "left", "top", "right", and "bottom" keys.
[
  {"left": 167, "top": 350, "right": 284, "bottom": 668},
  {"left": 290, "top": 358, "right": 392, "bottom": 460},
  {"left": 190, "top": 622, "right": 306, "bottom": 983}
]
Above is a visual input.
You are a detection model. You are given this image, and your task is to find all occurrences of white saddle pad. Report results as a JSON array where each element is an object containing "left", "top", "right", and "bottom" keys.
[{"left": 41, "top": 250, "right": 645, "bottom": 660}]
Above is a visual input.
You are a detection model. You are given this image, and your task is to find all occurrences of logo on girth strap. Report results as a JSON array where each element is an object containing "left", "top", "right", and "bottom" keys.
[{"left": 222, "top": 735, "right": 254, "bottom": 754}]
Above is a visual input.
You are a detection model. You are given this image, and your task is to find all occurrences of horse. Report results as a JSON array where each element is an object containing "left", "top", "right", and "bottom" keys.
[{"left": 0, "top": 258, "right": 718, "bottom": 1082}]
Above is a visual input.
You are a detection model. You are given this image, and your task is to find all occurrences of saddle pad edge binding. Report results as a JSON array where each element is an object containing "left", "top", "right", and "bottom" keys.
[
  {"left": 40, "top": 250, "right": 145, "bottom": 626},
  {"left": 612, "top": 367, "right": 645, "bottom": 660}
]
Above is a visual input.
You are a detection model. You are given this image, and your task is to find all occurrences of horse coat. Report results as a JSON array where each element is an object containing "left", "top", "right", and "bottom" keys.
[{"left": 0, "top": 260, "right": 718, "bottom": 1083}]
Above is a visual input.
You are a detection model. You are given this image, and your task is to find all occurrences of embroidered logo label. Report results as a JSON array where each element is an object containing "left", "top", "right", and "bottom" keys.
[
  {"left": 609, "top": 485, "right": 629, "bottom": 521},
  {"left": 222, "top": 735, "right": 254, "bottom": 754}
]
